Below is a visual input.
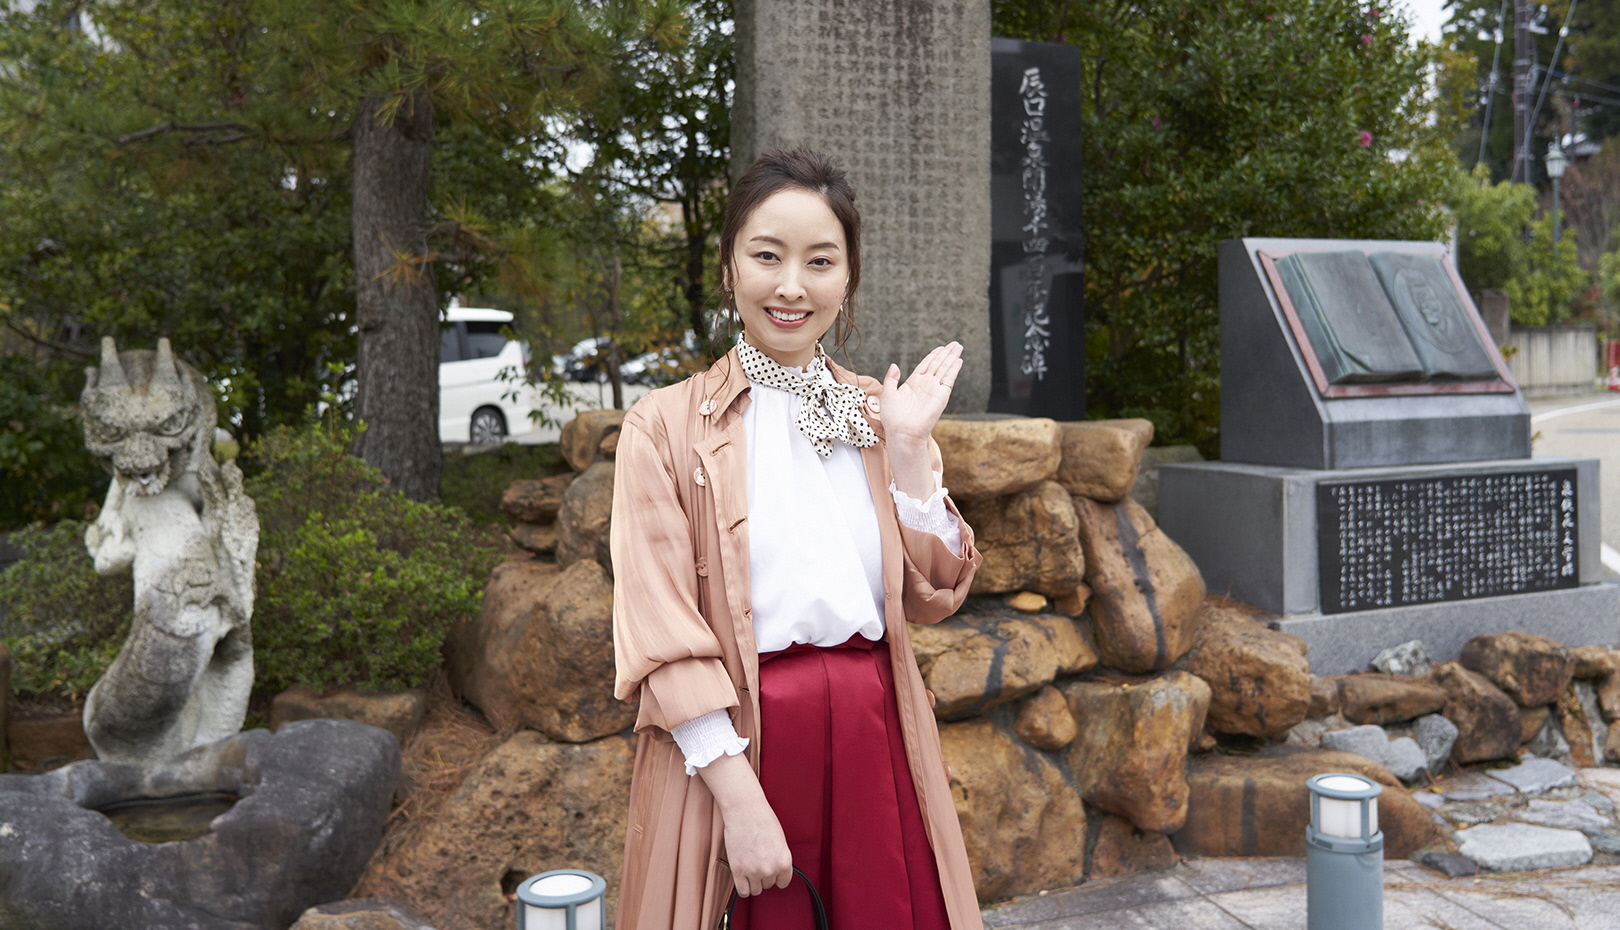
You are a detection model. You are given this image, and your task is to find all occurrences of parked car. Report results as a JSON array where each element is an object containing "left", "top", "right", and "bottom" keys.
[{"left": 439, "top": 307, "right": 535, "bottom": 444}]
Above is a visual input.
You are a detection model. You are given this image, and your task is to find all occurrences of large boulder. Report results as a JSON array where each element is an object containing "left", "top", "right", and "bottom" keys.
[
  {"left": 1459, "top": 632, "right": 1575, "bottom": 708},
  {"left": 1063, "top": 672, "right": 1211, "bottom": 834},
  {"left": 289, "top": 897, "right": 436, "bottom": 930},
  {"left": 1088, "top": 814, "right": 1179, "bottom": 880},
  {"left": 355, "top": 731, "right": 634, "bottom": 930},
  {"left": 270, "top": 687, "right": 427, "bottom": 745},
  {"left": 0, "top": 720, "right": 398, "bottom": 930},
  {"left": 958, "top": 482, "right": 1085, "bottom": 596},
  {"left": 1335, "top": 674, "right": 1447, "bottom": 726},
  {"left": 1571, "top": 646, "right": 1616, "bottom": 681},
  {"left": 911, "top": 612, "right": 1096, "bottom": 720},
  {"left": 499, "top": 474, "right": 574, "bottom": 524},
  {"left": 1186, "top": 603, "right": 1311, "bottom": 738},
  {"left": 1308, "top": 676, "right": 1340, "bottom": 718},
  {"left": 1432, "top": 661, "right": 1520, "bottom": 764},
  {"left": 1072, "top": 496, "right": 1205, "bottom": 674},
  {"left": 444, "top": 558, "right": 564, "bottom": 730},
  {"left": 1172, "top": 746, "right": 1436, "bottom": 859},
  {"left": 939, "top": 718, "right": 1087, "bottom": 901},
  {"left": 445, "top": 558, "right": 633, "bottom": 742},
  {"left": 555, "top": 461, "right": 615, "bottom": 571},
  {"left": 1055, "top": 419, "right": 1154, "bottom": 502},
  {"left": 560, "top": 409, "right": 626, "bottom": 473},
  {"left": 932, "top": 416, "right": 1061, "bottom": 499},
  {"left": 510, "top": 559, "right": 634, "bottom": 742}
]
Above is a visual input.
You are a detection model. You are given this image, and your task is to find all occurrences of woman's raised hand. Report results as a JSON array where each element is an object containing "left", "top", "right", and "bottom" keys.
[{"left": 879, "top": 341, "right": 963, "bottom": 447}]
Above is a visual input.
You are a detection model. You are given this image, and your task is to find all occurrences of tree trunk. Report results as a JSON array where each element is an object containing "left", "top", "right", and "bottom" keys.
[
  {"left": 606, "top": 256, "right": 625, "bottom": 410},
  {"left": 352, "top": 91, "right": 441, "bottom": 500}
]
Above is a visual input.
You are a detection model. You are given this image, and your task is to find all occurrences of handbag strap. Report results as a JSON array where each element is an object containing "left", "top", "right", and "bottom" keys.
[{"left": 719, "top": 866, "right": 829, "bottom": 930}]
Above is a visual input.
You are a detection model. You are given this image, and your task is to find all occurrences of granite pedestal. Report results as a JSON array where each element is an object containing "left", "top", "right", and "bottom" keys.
[{"left": 1159, "top": 457, "right": 1620, "bottom": 675}]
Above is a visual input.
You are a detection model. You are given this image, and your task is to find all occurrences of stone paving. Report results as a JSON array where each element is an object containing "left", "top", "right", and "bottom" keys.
[{"left": 981, "top": 857, "right": 1620, "bottom": 929}]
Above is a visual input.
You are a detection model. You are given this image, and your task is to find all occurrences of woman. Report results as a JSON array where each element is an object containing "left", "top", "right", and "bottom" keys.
[{"left": 611, "top": 145, "right": 983, "bottom": 930}]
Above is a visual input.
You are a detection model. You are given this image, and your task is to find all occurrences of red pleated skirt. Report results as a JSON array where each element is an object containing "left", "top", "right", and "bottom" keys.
[{"left": 728, "top": 636, "right": 951, "bottom": 930}]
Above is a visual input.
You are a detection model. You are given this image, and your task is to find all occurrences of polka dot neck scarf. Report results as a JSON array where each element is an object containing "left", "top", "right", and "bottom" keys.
[{"left": 736, "top": 337, "right": 880, "bottom": 458}]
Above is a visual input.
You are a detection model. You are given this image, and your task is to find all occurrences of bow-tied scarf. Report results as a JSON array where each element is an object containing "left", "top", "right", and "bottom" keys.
[{"left": 735, "top": 338, "right": 880, "bottom": 458}]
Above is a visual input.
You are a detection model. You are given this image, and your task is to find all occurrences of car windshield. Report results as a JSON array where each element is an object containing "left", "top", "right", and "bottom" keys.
[{"left": 464, "top": 321, "right": 508, "bottom": 360}]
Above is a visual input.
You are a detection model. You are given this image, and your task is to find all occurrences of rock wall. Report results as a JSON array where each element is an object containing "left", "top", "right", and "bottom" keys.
[{"left": 373, "top": 412, "right": 1620, "bottom": 926}]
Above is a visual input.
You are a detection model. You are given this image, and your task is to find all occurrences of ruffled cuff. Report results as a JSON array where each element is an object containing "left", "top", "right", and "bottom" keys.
[
  {"left": 670, "top": 708, "right": 750, "bottom": 776},
  {"left": 891, "top": 471, "right": 962, "bottom": 555}
]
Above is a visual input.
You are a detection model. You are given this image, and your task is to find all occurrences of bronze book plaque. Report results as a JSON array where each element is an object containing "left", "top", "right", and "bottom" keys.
[{"left": 1259, "top": 248, "right": 1515, "bottom": 398}]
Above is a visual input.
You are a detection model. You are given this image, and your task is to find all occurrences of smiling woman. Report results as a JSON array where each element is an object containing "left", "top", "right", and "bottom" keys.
[{"left": 610, "top": 146, "right": 985, "bottom": 930}]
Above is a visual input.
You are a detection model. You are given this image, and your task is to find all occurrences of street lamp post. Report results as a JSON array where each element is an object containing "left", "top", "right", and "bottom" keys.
[{"left": 1547, "top": 142, "right": 1568, "bottom": 244}]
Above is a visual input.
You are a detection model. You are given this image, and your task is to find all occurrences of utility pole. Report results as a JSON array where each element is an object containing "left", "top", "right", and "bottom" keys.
[{"left": 1513, "top": 0, "right": 1533, "bottom": 182}]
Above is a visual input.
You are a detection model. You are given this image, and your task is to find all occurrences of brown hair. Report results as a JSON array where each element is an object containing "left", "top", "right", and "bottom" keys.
[{"left": 719, "top": 145, "right": 863, "bottom": 351}]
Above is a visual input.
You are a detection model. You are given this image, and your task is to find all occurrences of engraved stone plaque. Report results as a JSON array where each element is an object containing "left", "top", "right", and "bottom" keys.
[
  {"left": 1368, "top": 251, "right": 1499, "bottom": 380},
  {"left": 1272, "top": 251, "right": 1423, "bottom": 384},
  {"left": 1317, "top": 469, "right": 1579, "bottom": 615},
  {"left": 989, "top": 37, "right": 1083, "bottom": 418}
]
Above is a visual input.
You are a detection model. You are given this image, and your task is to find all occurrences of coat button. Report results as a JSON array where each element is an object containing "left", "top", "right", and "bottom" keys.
[
  {"left": 699, "top": 399, "right": 718, "bottom": 416},
  {"left": 694, "top": 467, "right": 707, "bottom": 487},
  {"left": 866, "top": 395, "right": 881, "bottom": 414},
  {"left": 695, "top": 557, "right": 709, "bottom": 577}
]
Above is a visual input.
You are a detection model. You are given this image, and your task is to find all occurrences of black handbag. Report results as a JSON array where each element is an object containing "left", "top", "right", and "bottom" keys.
[{"left": 719, "top": 866, "right": 829, "bottom": 930}]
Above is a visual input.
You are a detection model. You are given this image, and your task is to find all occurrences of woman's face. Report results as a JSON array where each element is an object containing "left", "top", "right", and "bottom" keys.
[{"left": 729, "top": 187, "right": 848, "bottom": 369}]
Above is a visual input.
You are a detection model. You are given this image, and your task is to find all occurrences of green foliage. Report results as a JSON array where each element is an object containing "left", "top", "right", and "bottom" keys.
[
  {"left": 0, "top": 355, "right": 104, "bottom": 528},
  {"left": 0, "top": 520, "right": 130, "bottom": 697},
  {"left": 1450, "top": 165, "right": 1588, "bottom": 325},
  {"left": 245, "top": 420, "right": 502, "bottom": 695},
  {"left": 440, "top": 442, "right": 569, "bottom": 526},
  {"left": 0, "top": 419, "right": 502, "bottom": 700},
  {"left": 994, "top": 0, "right": 1458, "bottom": 451}
]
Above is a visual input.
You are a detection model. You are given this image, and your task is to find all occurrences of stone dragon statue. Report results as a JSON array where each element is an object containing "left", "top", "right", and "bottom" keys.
[{"left": 79, "top": 337, "right": 258, "bottom": 765}]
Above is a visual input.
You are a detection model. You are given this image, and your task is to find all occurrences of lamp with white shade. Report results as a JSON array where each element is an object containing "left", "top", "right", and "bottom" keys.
[
  {"left": 515, "top": 869, "right": 606, "bottom": 930},
  {"left": 1305, "top": 772, "right": 1383, "bottom": 930}
]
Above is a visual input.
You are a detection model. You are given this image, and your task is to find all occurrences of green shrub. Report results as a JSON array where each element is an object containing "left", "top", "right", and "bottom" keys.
[
  {"left": 246, "top": 419, "right": 501, "bottom": 696},
  {"left": 0, "top": 520, "right": 131, "bottom": 697},
  {"left": 0, "top": 418, "right": 502, "bottom": 701},
  {"left": 439, "top": 441, "right": 569, "bottom": 526},
  {"left": 0, "top": 354, "right": 106, "bottom": 529}
]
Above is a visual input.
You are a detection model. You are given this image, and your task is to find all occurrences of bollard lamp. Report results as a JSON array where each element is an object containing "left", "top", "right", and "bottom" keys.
[
  {"left": 516, "top": 869, "right": 606, "bottom": 930},
  {"left": 1306, "top": 773, "right": 1383, "bottom": 930}
]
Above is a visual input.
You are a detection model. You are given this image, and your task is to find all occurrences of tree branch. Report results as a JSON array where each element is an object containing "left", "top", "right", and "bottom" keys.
[{"left": 117, "top": 120, "right": 251, "bottom": 145}]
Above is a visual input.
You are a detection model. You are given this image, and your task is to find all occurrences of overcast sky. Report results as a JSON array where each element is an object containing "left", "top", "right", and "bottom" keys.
[{"left": 1398, "top": 0, "right": 1451, "bottom": 45}]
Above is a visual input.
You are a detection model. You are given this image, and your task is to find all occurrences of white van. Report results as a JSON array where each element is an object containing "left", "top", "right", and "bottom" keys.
[{"left": 439, "top": 307, "right": 535, "bottom": 444}]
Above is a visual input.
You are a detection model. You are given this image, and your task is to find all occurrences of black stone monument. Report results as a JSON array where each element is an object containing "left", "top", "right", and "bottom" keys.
[
  {"left": 989, "top": 37, "right": 1083, "bottom": 419},
  {"left": 1156, "top": 238, "right": 1616, "bottom": 674}
]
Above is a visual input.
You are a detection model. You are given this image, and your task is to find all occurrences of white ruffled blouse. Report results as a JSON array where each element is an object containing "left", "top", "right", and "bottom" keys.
[{"left": 669, "top": 360, "right": 961, "bottom": 774}]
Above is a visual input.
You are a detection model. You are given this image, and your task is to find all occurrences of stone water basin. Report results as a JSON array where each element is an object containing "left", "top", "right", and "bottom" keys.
[
  {"left": 0, "top": 719, "right": 399, "bottom": 930},
  {"left": 95, "top": 790, "right": 239, "bottom": 844}
]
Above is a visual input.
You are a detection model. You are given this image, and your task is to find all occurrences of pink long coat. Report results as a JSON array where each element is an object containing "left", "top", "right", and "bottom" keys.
[{"left": 610, "top": 347, "right": 985, "bottom": 930}]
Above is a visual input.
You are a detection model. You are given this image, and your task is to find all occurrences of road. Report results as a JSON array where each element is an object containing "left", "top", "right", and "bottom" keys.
[{"left": 1530, "top": 393, "right": 1620, "bottom": 575}]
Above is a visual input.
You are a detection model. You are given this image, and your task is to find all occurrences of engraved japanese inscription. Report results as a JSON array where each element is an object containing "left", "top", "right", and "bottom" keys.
[{"left": 1317, "top": 470, "right": 1579, "bottom": 615}]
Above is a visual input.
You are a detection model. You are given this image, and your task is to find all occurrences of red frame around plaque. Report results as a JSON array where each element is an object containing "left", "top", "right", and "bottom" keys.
[{"left": 1256, "top": 248, "right": 1518, "bottom": 398}]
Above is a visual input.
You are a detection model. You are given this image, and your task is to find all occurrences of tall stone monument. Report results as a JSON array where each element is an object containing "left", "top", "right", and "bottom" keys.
[
  {"left": 989, "top": 37, "right": 1084, "bottom": 419},
  {"left": 1159, "top": 239, "right": 1619, "bottom": 673},
  {"left": 732, "top": 0, "right": 992, "bottom": 412}
]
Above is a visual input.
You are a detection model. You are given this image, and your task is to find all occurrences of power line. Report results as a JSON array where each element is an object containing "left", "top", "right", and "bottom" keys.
[
  {"left": 1479, "top": 0, "right": 1510, "bottom": 167},
  {"left": 1524, "top": 0, "right": 1580, "bottom": 164}
]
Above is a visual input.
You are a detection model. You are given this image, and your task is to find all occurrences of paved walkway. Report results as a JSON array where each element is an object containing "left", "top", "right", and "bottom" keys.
[{"left": 981, "top": 857, "right": 1620, "bottom": 929}]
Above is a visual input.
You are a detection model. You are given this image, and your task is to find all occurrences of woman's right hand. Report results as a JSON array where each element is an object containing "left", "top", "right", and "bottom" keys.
[{"left": 697, "top": 752, "right": 793, "bottom": 897}]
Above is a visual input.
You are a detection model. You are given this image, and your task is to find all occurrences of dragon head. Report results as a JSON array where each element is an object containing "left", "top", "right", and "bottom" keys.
[{"left": 81, "top": 337, "right": 216, "bottom": 497}]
